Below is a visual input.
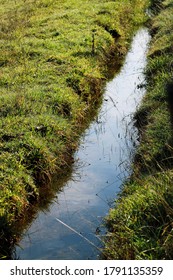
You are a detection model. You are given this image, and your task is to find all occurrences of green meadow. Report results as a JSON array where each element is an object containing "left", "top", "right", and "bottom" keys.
[{"left": 0, "top": 0, "right": 149, "bottom": 257}]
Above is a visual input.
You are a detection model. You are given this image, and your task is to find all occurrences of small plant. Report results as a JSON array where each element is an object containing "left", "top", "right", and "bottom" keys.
[{"left": 92, "top": 29, "right": 97, "bottom": 55}]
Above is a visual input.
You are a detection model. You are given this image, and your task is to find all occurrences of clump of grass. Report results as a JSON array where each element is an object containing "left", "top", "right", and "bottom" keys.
[
  {"left": 104, "top": 0, "right": 173, "bottom": 260},
  {"left": 105, "top": 170, "right": 173, "bottom": 259}
]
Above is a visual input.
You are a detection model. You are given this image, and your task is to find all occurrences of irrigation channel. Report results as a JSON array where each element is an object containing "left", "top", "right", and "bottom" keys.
[{"left": 15, "top": 28, "right": 150, "bottom": 260}]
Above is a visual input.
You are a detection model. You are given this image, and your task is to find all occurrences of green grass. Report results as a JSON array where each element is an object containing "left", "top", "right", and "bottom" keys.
[
  {"left": 0, "top": 0, "right": 149, "bottom": 258},
  {"left": 104, "top": 0, "right": 173, "bottom": 260}
]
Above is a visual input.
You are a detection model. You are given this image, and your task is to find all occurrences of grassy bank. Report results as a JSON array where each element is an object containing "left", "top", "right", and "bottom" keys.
[
  {"left": 104, "top": 0, "right": 173, "bottom": 259},
  {"left": 0, "top": 0, "right": 149, "bottom": 258}
]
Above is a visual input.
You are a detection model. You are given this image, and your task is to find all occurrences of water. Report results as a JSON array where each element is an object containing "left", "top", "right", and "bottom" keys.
[{"left": 15, "top": 28, "right": 150, "bottom": 260}]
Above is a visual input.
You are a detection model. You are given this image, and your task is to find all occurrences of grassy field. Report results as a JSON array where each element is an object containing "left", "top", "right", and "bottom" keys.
[
  {"left": 104, "top": 0, "right": 173, "bottom": 260},
  {"left": 0, "top": 0, "right": 149, "bottom": 258}
]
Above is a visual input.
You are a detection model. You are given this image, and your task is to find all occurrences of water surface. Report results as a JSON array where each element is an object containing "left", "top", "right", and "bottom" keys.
[{"left": 16, "top": 28, "right": 150, "bottom": 260}]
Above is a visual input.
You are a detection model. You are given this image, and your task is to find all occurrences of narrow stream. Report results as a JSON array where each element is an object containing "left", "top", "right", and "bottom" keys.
[{"left": 15, "top": 28, "right": 150, "bottom": 260}]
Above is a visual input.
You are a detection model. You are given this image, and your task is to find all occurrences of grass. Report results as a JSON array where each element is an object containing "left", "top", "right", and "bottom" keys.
[
  {"left": 0, "top": 0, "right": 149, "bottom": 258},
  {"left": 104, "top": 0, "right": 173, "bottom": 260}
]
